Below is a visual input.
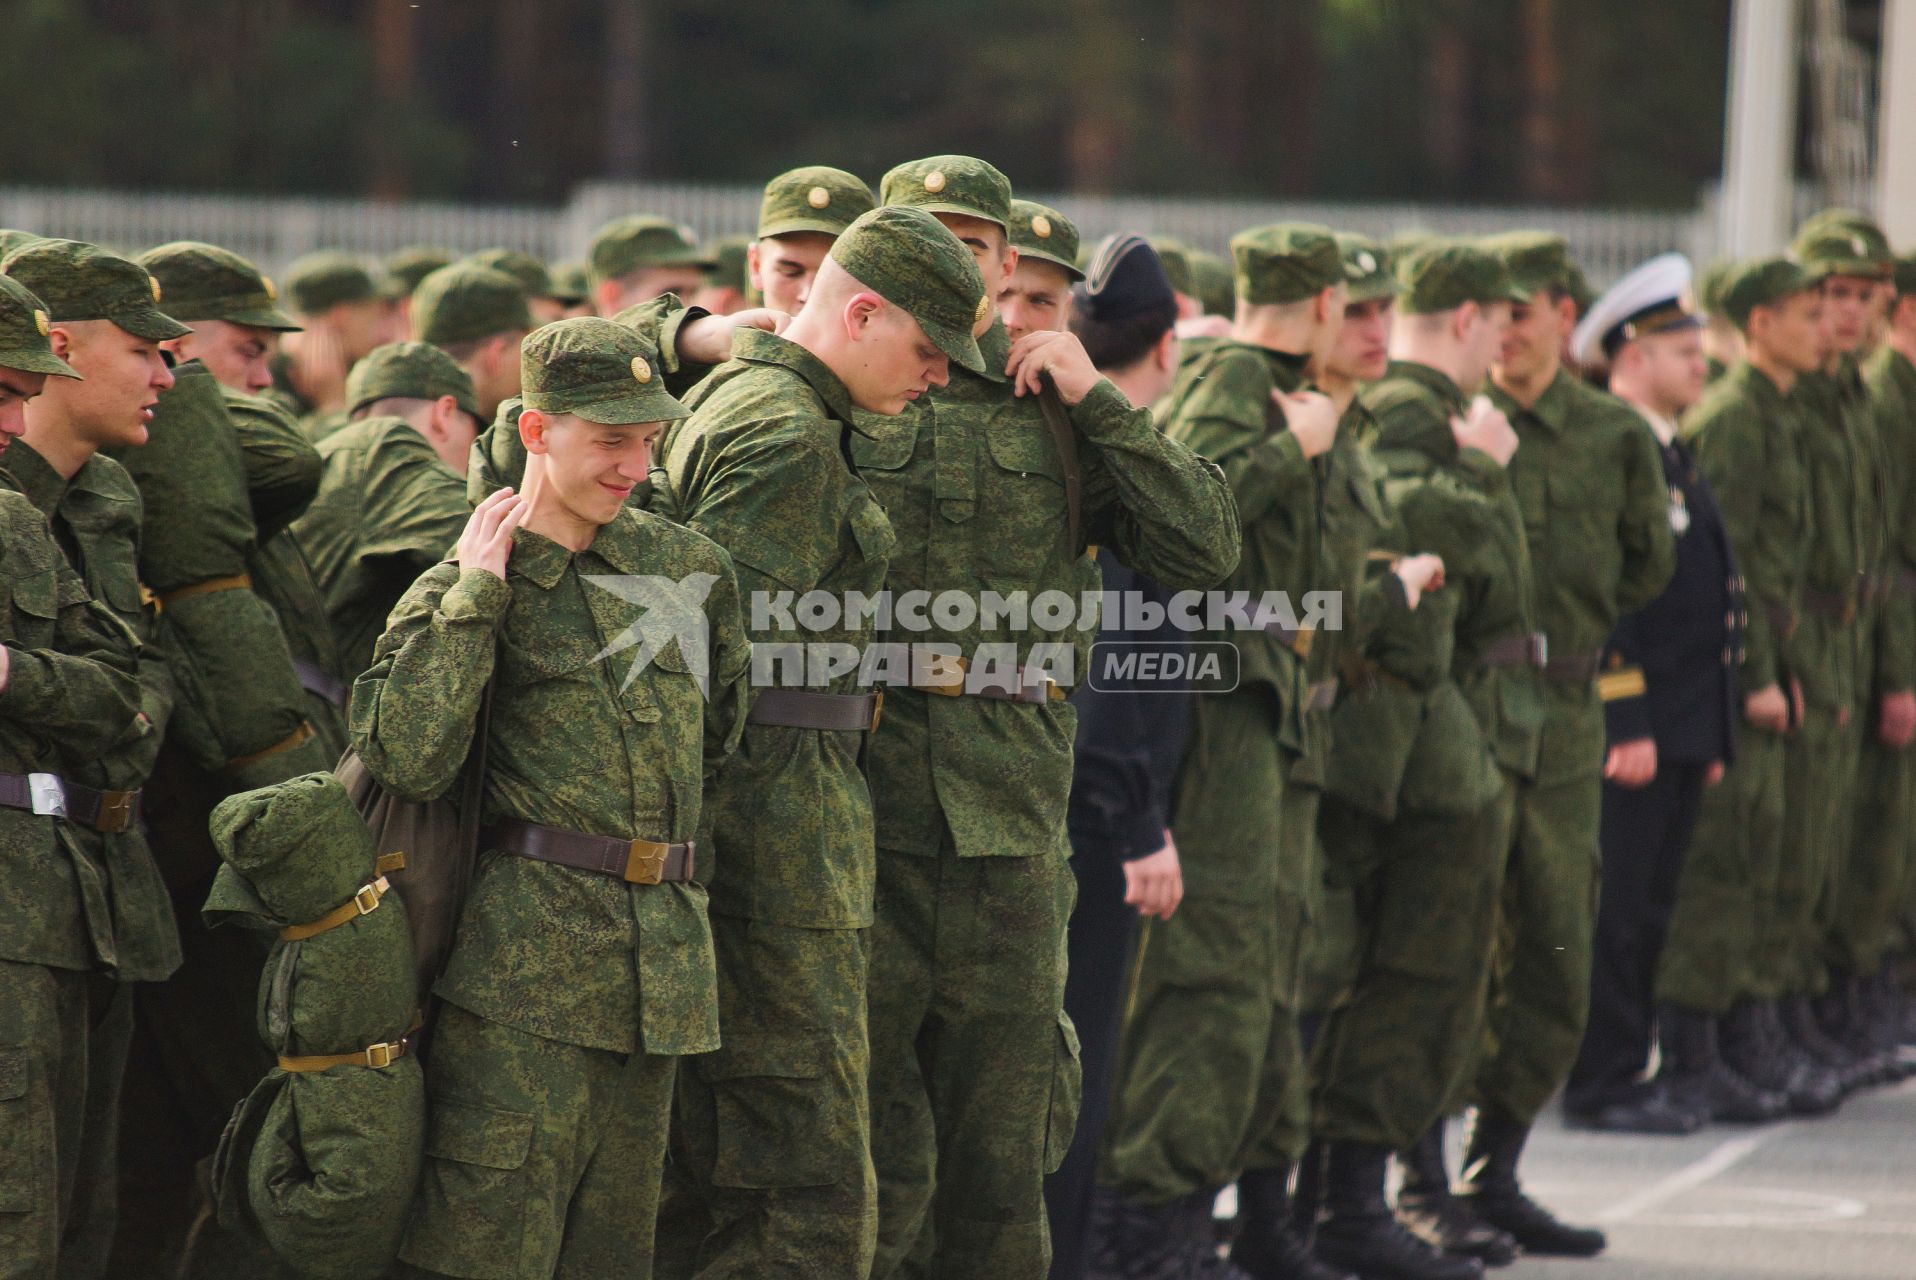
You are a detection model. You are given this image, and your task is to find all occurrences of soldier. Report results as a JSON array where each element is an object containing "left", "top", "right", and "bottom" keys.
[
  {"left": 357, "top": 317, "right": 750, "bottom": 1278},
  {"left": 862, "top": 154, "right": 1239, "bottom": 1279},
  {"left": 1668, "top": 258, "right": 1846, "bottom": 1117},
  {"left": 1047, "top": 234, "right": 1189, "bottom": 1280},
  {"left": 1696, "top": 259, "right": 1744, "bottom": 386},
  {"left": 271, "top": 251, "right": 399, "bottom": 420},
  {"left": 691, "top": 236, "right": 752, "bottom": 316},
  {"left": 548, "top": 261, "right": 596, "bottom": 319},
  {"left": 468, "top": 247, "right": 574, "bottom": 324},
  {"left": 749, "top": 166, "right": 876, "bottom": 319},
  {"left": 1560, "top": 256, "right": 1777, "bottom": 1130},
  {"left": 411, "top": 261, "right": 534, "bottom": 422},
  {"left": 1097, "top": 221, "right": 1354, "bottom": 1280},
  {"left": 999, "top": 200, "right": 1083, "bottom": 344},
  {"left": 140, "top": 241, "right": 300, "bottom": 396},
  {"left": 588, "top": 216, "right": 715, "bottom": 317},
  {"left": 291, "top": 341, "right": 482, "bottom": 681},
  {"left": 0, "top": 265, "right": 152, "bottom": 1280},
  {"left": 1336, "top": 241, "right": 1532, "bottom": 1279},
  {"left": 385, "top": 245, "right": 457, "bottom": 305},
  {"left": 1190, "top": 248, "right": 1236, "bottom": 322},
  {"left": 653, "top": 205, "right": 986, "bottom": 1279}
]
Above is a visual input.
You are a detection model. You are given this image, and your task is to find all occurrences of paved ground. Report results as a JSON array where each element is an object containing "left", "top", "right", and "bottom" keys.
[{"left": 1497, "top": 1076, "right": 1916, "bottom": 1280}]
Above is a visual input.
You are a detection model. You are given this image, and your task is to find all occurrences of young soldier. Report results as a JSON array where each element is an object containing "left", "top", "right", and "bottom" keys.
[
  {"left": 654, "top": 205, "right": 987, "bottom": 1280},
  {"left": 468, "top": 247, "right": 575, "bottom": 325},
  {"left": 412, "top": 261, "right": 535, "bottom": 422},
  {"left": 999, "top": 200, "right": 1083, "bottom": 344},
  {"left": 0, "top": 248, "right": 180, "bottom": 1278},
  {"left": 589, "top": 216, "right": 715, "bottom": 317},
  {"left": 1097, "top": 222, "right": 1357, "bottom": 1280},
  {"left": 292, "top": 341, "right": 483, "bottom": 681},
  {"left": 749, "top": 167, "right": 876, "bottom": 319},
  {"left": 271, "top": 251, "right": 400, "bottom": 421},
  {"left": 358, "top": 317, "right": 749, "bottom": 1278},
  {"left": 863, "top": 155, "right": 1239, "bottom": 1279}
]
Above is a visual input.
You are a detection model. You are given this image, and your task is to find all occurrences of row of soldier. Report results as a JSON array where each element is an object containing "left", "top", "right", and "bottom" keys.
[{"left": 0, "top": 156, "right": 1910, "bottom": 1280}]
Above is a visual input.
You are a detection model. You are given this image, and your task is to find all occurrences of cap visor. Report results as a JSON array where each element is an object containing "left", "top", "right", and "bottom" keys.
[
  {"left": 898, "top": 200, "right": 1008, "bottom": 230},
  {"left": 1019, "top": 248, "right": 1086, "bottom": 282},
  {"left": 117, "top": 306, "right": 193, "bottom": 341},
  {"left": 0, "top": 346, "right": 81, "bottom": 379},
  {"left": 1348, "top": 279, "right": 1399, "bottom": 304},
  {"left": 924, "top": 320, "right": 987, "bottom": 376},
  {"left": 569, "top": 389, "right": 692, "bottom": 426},
  {"left": 222, "top": 306, "right": 303, "bottom": 332},
  {"left": 758, "top": 218, "right": 852, "bottom": 241}
]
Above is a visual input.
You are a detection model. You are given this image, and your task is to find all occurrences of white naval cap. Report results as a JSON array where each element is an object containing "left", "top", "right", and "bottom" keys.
[{"left": 1570, "top": 251, "right": 1701, "bottom": 368}]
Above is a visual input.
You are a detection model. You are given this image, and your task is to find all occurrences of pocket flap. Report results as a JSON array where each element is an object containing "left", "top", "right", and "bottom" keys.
[
  {"left": 424, "top": 1099, "right": 534, "bottom": 1170},
  {"left": 700, "top": 1032, "right": 825, "bottom": 1082}
]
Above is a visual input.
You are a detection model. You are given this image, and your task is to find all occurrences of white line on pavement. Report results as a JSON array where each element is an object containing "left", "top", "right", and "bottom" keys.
[{"left": 1594, "top": 1126, "right": 1791, "bottom": 1224}]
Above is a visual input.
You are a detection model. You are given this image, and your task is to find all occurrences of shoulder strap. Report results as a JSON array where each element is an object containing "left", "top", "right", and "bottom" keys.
[{"left": 1037, "top": 382, "right": 1083, "bottom": 554}]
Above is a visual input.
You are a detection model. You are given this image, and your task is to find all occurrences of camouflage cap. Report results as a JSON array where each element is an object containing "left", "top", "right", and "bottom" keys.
[
  {"left": 830, "top": 205, "right": 988, "bottom": 374},
  {"left": 384, "top": 246, "right": 457, "bottom": 297},
  {"left": 0, "top": 274, "right": 80, "bottom": 378},
  {"left": 1563, "top": 261, "right": 1597, "bottom": 316},
  {"left": 1335, "top": 232, "right": 1396, "bottom": 304},
  {"left": 467, "top": 248, "right": 556, "bottom": 300},
  {"left": 1696, "top": 258, "right": 1737, "bottom": 316},
  {"left": 703, "top": 236, "right": 751, "bottom": 293},
  {"left": 345, "top": 340, "right": 482, "bottom": 422},
  {"left": 1385, "top": 229, "right": 1436, "bottom": 265},
  {"left": 1892, "top": 251, "right": 1916, "bottom": 299},
  {"left": 1481, "top": 230, "right": 1573, "bottom": 297},
  {"left": 1189, "top": 249, "right": 1235, "bottom": 317},
  {"left": 411, "top": 262, "right": 534, "bottom": 347},
  {"left": 1230, "top": 222, "right": 1345, "bottom": 306},
  {"left": 519, "top": 317, "right": 689, "bottom": 425},
  {"left": 880, "top": 155, "right": 1012, "bottom": 231},
  {"left": 1152, "top": 238, "right": 1196, "bottom": 297},
  {"left": 2, "top": 238, "right": 190, "bottom": 341},
  {"left": 1008, "top": 200, "right": 1084, "bottom": 281},
  {"left": 759, "top": 165, "right": 876, "bottom": 239},
  {"left": 1720, "top": 256, "right": 1815, "bottom": 330},
  {"left": 286, "top": 252, "right": 381, "bottom": 314},
  {"left": 1395, "top": 240, "right": 1528, "bottom": 315},
  {"left": 1792, "top": 212, "right": 1893, "bottom": 280},
  {"left": 588, "top": 216, "right": 714, "bottom": 284},
  {"left": 137, "top": 241, "right": 300, "bottom": 331},
  {"left": 548, "top": 260, "right": 591, "bottom": 305},
  {"left": 0, "top": 230, "right": 43, "bottom": 261}
]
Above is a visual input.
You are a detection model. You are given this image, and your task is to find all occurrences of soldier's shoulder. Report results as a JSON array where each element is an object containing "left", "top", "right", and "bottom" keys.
[
  {"left": 614, "top": 505, "right": 738, "bottom": 579},
  {"left": 0, "top": 486, "right": 59, "bottom": 560},
  {"left": 221, "top": 383, "right": 301, "bottom": 429},
  {"left": 69, "top": 453, "right": 143, "bottom": 510}
]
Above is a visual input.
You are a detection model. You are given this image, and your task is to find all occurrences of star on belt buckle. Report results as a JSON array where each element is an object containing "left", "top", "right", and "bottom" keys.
[
  {"left": 624, "top": 838, "right": 669, "bottom": 885},
  {"left": 26, "top": 773, "right": 67, "bottom": 818}
]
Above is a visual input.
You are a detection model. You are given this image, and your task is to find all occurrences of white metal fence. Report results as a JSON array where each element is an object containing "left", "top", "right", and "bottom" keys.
[{"left": 0, "top": 181, "right": 1751, "bottom": 287}]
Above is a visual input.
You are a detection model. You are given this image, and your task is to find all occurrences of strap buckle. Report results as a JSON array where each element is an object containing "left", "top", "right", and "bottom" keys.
[
  {"left": 624, "top": 838, "right": 670, "bottom": 885},
  {"left": 869, "top": 688, "right": 885, "bottom": 732},
  {"left": 1530, "top": 633, "right": 1549, "bottom": 667},
  {"left": 353, "top": 880, "right": 384, "bottom": 916},
  {"left": 26, "top": 773, "right": 66, "bottom": 818},
  {"left": 363, "top": 1040, "right": 402, "bottom": 1069}
]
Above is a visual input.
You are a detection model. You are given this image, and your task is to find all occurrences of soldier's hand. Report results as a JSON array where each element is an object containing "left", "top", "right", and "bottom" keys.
[
  {"left": 1452, "top": 396, "right": 1518, "bottom": 467},
  {"left": 1276, "top": 389, "right": 1337, "bottom": 458},
  {"left": 1790, "top": 677, "right": 1806, "bottom": 728},
  {"left": 1704, "top": 761, "right": 1726, "bottom": 786},
  {"left": 1744, "top": 682, "right": 1790, "bottom": 734},
  {"left": 0, "top": 643, "right": 9, "bottom": 694},
  {"left": 1394, "top": 553, "right": 1445, "bottom": 609},
  {"left": 1007, "top": 330, "right": 1101, "bottom": 404},
  {"left": 1603, "top": 737, "right": 1657, "bottom": 788},
  {"left": 677, "top": 309, "right": 790, "bottom": 365},
  {"left": 1175, "top": 314, "right": 1232, "bottom": 341},
  {"left": 1124, "top": 831, "right": 1183, "bottom": 921},
  {"left": 457, "top": 487, "right": 526, "bottom": 582},
  {"left": 1880, "top": 689, "right": 1916, "bottom": 749}
]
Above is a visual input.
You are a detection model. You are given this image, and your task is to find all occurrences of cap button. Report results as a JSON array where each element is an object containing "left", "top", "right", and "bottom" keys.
[
  {"left": 261, "top": 275, "right": 278, "bottom": 301},
  {"left": 33, "top": 310, "right": 49, "bottom": 337},
  {"left": 807, "top": 186, "right": 831, "bottom": 210},
  {"left": 631, "top": 356, "right": 653, "bottom": 384},
  {"left": 924, "top": 170, "right": 947, "bottom": 194},
  {"left": 974, "top": 292, "right": 989, "bottom": 324},
  {"left": 149, "top": 276, "right": 163, "bottom": 303},
  {"left": 1356, "top": 251, "right": 1376, "bottom": 273},
  {"left": 1031, "top": 215, "right": 1053, "bottom": 239}
]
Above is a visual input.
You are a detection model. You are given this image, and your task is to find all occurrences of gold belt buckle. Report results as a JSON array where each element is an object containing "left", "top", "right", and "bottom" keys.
[
  {"left": 624, "top": 838, "right": 669, "bottom": 885},
  {"left": 1292, "top": 625, "right": 1315, "bottom": 661},
  {"left": 910, "top": 649, "right": 966, "bottom": 697},
  {"left": 363, "top": 1040, "right": 401, "bottom": 1069},
  {"left": 96, "top": 790, "right": 135, "bottom": 834},
  {"left": 868, "top": 689, "right": 885, "bottom": 732}
]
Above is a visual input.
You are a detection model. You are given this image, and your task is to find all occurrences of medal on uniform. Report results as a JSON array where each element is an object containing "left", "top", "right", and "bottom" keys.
[{"left": 1668, "top": 486, "right": 1690, "bottom": 535}]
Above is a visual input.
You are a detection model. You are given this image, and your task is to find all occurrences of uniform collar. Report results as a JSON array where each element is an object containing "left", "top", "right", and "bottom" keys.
[
  {"left": 1390, "top": 359, "right": 1469, "bottom": 413},
  {"left": 0, "top": 438, "right": 68, "bottom": 520},
  {"left": 970, "top": 318, "right": 1012, "bottom": 385},
  {"left": 509, "top": 508, "right": 664, "bottom": 590},
  {"left": 1631, "top": 402, "right": 1679, "bottom": 446},
  {"left": 730, "top": 328, "right": 868, "bottom": 435},
  {"left": 1496, "top": 366, "right": 1576, "bottom": 433}
]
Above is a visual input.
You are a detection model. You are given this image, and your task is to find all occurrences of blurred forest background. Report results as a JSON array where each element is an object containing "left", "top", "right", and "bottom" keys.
[{"left": 0, "top": 0, "right": 1849, "bottom": 209}]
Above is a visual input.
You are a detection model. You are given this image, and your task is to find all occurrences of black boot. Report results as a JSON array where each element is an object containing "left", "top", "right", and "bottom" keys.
[
  {"left": 1748, "top": 998, "right": 1846, "bottom": 1115},
  {"left": 1823, "top": 972, "right": 1893, "bottom": 1087},
  {"left": 1393, "top": 1123, "right": 1517, "bottom": 1266},
  {"left": 1658, "top": 1004, "right": 1788, "bottom": 1124},
  {"left": 1095, "top": 1188, "right": 1250, "bottom": 1280},
  {"left": 1314, "top": 1142, "right": 1484, "bottom": 1280},
  {"left": 1230, "top": 1167, "right": 1355, "bottom": 1280},
  {"left": 1870, "top": 962, "right": 1916, "bottom": 1081},
  {"left": 1783, "top": 993, "right": 1866, "bottom": 1089},
  {"left": 1455, "top": 1109, "right": 1606, "bottom": 1258}
]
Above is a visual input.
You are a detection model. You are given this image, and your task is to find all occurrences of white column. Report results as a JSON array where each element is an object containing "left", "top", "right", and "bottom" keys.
[
  {"left": 1880, "top": 0, "right": 1916, "bottom": 245},
  {"left": 1720, "top": 0, "right": 1800, "bottom": 257}
]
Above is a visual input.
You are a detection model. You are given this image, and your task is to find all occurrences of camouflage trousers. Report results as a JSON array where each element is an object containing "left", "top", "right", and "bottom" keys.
[
  {"left": 655, "top": 916, "right": 875, "bottom": 1279},
  {"left": 393, "top": 1002, "right": 677, "bottom": 1280},
  {"left": 1777, "top": 706, "right": 1863, "bottom": 995},
  {"left": 1657, "top": 723, "right": 1785, "bottom": 1012},
  {"left": 1829, "top": 726, "right": 1916, "bottom": 977},
  {"left": 0, "top": 960, "right": 133, "bottom": 1280},
  {"left": 866, "top": 840, "right": 1079, "bottom": 1280},
  {"left": 1465, "top": 764, "right": 1603, "bottom": 1126},
  {"left": 1101, "top": 687, "right": 1318, "bottom": 1204},
  {"left": 1309, "top": 797, "right": 1502, "bottom": 1150}
]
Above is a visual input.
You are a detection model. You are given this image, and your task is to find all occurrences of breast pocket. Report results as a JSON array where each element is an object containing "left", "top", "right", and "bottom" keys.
[
  {"left": 495, "top": 634, "right": 617, "bottom": 778},
  {"left": 3, "top": 564, "right": 60, "bottom": 648},
  {"left": 981, "top": 423, "right": 1070, "bottom": 582}
]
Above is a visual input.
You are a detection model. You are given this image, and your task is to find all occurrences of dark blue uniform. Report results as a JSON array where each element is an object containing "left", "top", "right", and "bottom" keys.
[{"left": 1566, "top": 429, "right": 1741, "bottom": 1116}]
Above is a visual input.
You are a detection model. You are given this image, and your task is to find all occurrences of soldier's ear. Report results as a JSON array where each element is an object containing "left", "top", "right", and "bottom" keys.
[{"left": 518, "top": 407, "right": 550, "bottom": 454}]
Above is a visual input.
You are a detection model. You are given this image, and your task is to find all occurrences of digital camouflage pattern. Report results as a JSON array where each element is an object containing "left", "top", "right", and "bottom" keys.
[
  {"left": 466, "top": 248, "right": 558, "bottom": 304},
  {"left": 0, "top": 237, "right": 191, "bottom": 342},
  {"left": 284, "top": 252, "right": 379, "bottom": 314},
  {"left": 345, "top": 340, "right": 482, "bottom": 422},
  {"left": 0, "top": 273, "right": 78, "bottom": 377},
  {"left": 878, "top": 154, "right": 1012, "bottom": 228},
  {"left": 1007, "top": 200, "right": 1083, "bottom": 281},
  {"left": 1393, "top": 240, "right": 1530, "bottom": 316},
  {"left": 588, "top": 216, "right": 713, "bottom": 284},
  {"left": 137, "top": 241, "right": 300, "bottom": 330},
  {"left": 829, "top": 205, "right": 988, "bottom": 374},
  {"left": 410, "top": 263, "right": 533, "bottom": 347},
  {"left": 1229, "top": 221, "right": 1346, "bottom": 306},
  {"left": 758, "top": 165, "right": 875, "bottom": 240},
  {"left": 385, "top": 247, "right": 456, "bottom": 299},
  {"left": 520, "top": 316, "right": 690, "bottom": 425},
  {"left": 293, "top": 414, "right": 470, "bottom": 680}
]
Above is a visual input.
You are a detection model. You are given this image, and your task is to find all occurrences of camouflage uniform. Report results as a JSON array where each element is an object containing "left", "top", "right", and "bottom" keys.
[
  {"left": 653, "top": 209, "right": 986, "bottom": 1279},
  {"left": 358, "top": 319, "right": 750, "bottom": 1279},
  {"left": 863, "top": 156, "right": 1239, "bottom": 1279}
]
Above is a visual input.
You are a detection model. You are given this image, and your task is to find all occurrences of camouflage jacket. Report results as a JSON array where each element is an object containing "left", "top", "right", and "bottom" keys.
[
  {"left": 350, "top": 512, "right": 749, "bottom": 1055},
  {"left": 294, "top": 415, "right": 470, "bottom": 682},
  {"left": 2, "top": 443, "right": 179, "bottom": 980},
  {"left": 0, "top": 488, "right": 144, "bottom": 970},
  {"left": 851, "top": 319, "right": 1239, "bottom": 859},
  {"left": 1865, "top": 344, "right": 1916, "bottom": 696},
  {"left": 665, "top": 329, "right": 894, "bottom": 928}
]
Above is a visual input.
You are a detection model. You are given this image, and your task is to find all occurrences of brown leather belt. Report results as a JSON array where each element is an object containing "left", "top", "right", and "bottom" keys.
[
  {"left": 748, "top": 688, "right": 884, "bottom": 732},
  {"left": 1482, "top": 633, "right": 1548, "bottom": 669},
  {"left": 1542, "top": 650, "right": 1605, "bottom": 684},
  {"left": 487, "top": 817, "right": 697, "bottom": 886},
  {"left": 154, "top": 572, "right": 253, "bottom": 609},
  {"left": 225, "top": 721, "right": 315, "bottom": 773},
  {"left": 1339, "top": 653, "right": 1412, "bottom": 693},
  {"left": 909, "top": 651, "right": 1065, "bottom": 705},
  {"left": 0, "top": 771, "right": 141, "bottom": 834},
  {"left": 1801, "top": 583, "right": 1861, "bottom": 624},
  {"left": 292, "top": 659, "right": 349, "bottom": 709}
]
